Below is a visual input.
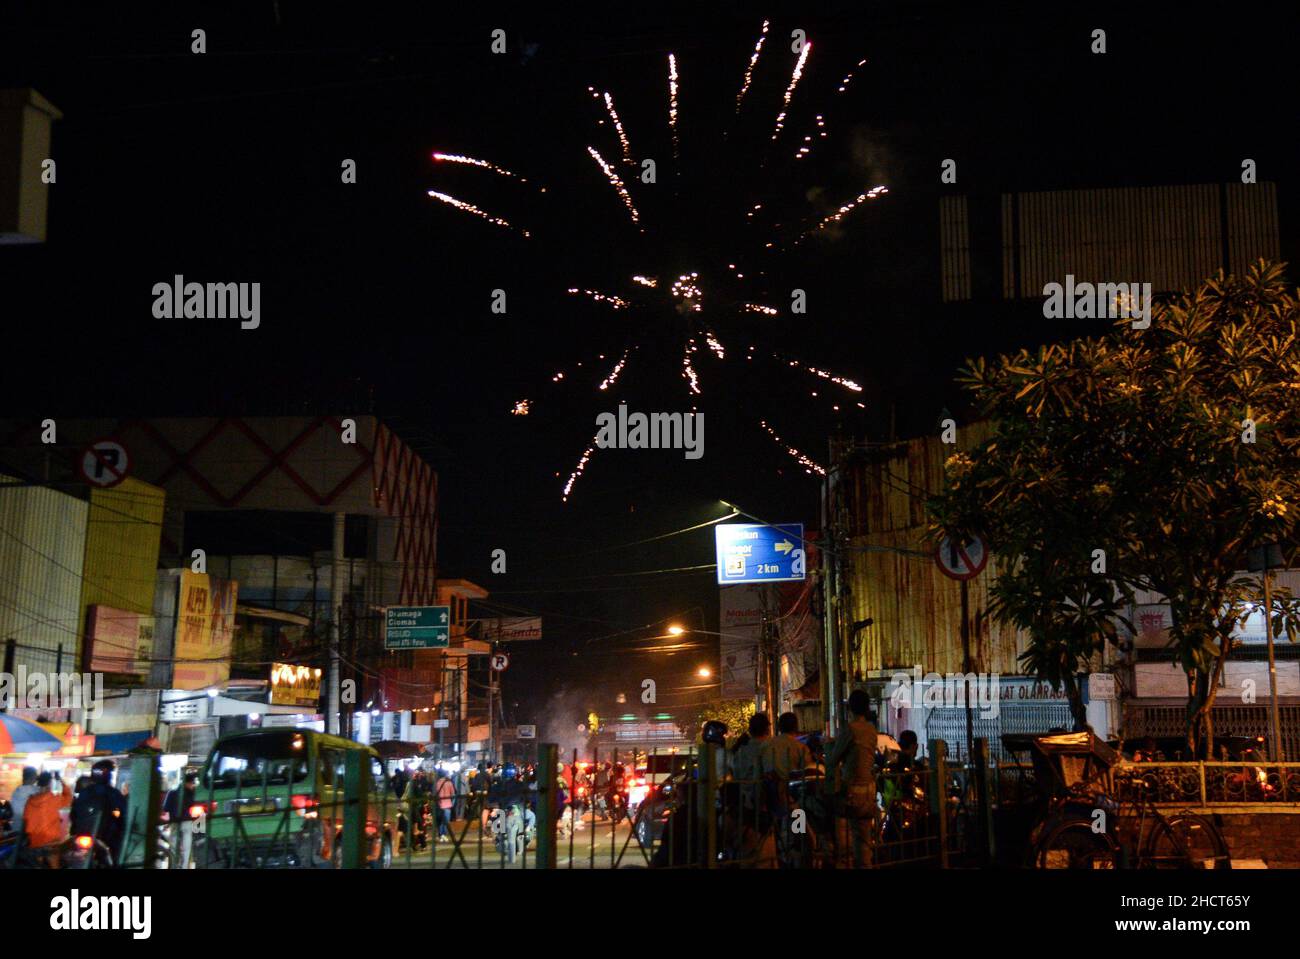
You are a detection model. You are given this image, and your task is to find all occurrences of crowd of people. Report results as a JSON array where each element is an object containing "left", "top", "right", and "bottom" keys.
[
  {"left": 674, "top": 690, "right": 930, "bottom": 869},
  {"left": 0, "top": 758, "right": 133, "bottom": 868},
  {"left": 1, "top": 702, "right": 931, "bottom": 871}
]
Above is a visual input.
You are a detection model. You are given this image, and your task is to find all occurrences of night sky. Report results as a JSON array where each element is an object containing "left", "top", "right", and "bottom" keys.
[{"left": 4, "top": 2, "right": 1299, "bottom": 732}]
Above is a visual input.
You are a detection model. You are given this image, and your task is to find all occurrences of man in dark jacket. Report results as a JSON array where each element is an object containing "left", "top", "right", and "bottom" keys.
[
  {"left": 70, "top": 759, "right": 127, "bottom": 865},
  {"left": 162, "top": 772, "right": 200, "bottom": 868}
]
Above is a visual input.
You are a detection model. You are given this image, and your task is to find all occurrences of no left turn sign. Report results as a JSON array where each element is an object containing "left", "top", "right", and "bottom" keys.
[
  {"left": 78, "top": 438, "right": 130, "bottom": 488},
  {"left": 490, "top": 652, "right": 510, "bottom": 672},
  {"left": 935, "top": 534, "right": 988, "bottom": 581}
]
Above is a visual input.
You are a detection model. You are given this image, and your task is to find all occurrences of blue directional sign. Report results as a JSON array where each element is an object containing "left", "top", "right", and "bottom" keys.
[
  {"left": 384, "top": 605, "right": 450, "bottom": 649},
  {"left": 714, "top": 523, "right": 806, "bottom": 585}
]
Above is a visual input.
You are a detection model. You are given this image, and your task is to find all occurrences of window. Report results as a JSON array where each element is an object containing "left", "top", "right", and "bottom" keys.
[{"left": 204, "top": 732, "right": 311, "bottom": 790}]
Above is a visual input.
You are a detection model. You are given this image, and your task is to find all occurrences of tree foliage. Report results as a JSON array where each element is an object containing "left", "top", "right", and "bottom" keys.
[
  {"left": 678, "top": 698, "right": 757, "bottom": 746},
  {"left": 930, "top": 261, "right": 1300, "bottom": 753}
]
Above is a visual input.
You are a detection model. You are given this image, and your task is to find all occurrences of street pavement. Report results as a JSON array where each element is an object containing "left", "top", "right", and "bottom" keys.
[{"left": 390, "top": 816, "right": 649, "bottom": 869}]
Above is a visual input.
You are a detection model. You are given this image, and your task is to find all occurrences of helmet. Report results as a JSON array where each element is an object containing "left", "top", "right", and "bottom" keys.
[
  {"left": 502, "top": 762, "right": 519, "bottom": 781},
  {"left": 702, "top": 720, "right": 729, "bottom": 746},
  {"left": 91, "top": 759, "right": 115, "bottom": 782}
]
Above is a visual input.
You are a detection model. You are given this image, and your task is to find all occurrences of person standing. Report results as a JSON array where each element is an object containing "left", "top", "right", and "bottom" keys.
[
  {"left": 10, "top": 767, "right": 38, "bottom": 826},
  {"left": 23, "top": 772, "right": 72, "bottom": 864},
  {"left": 162, "top": 772, "right": 200, "bottom": 868},
  {"left": 729, "top": 713, "right": 771, "bottom": 864},
  {"left": 760, "top": 713, "right": 813, "bottom": 868},
  {"left": 390, "top": 764, "right": 410, "bottom": 801},
  {"left": 452, "top": 766, "right": 469, "bottom": 821},
  {"left": 434, "top": 770, "right": 455, "bottom": 841},
  {"left": 472, "top": 762, "right": 491, "bottom": 827},
  {"left": 827, "top": 690, "right": 879, "bottom": 868}
]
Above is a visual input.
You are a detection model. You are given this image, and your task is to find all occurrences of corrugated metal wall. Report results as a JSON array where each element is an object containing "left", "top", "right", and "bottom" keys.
[
  {"left": 79, "top": 477, "right": 165, "bottom": 616},
  {"left": 942, "top": 182, "right": 1281, "bottom": 301},
  {"left": 839, "top": 424, "right": 1034, "bottom": 678},
  {"left": 0, "top": 477, "right": 88, "bottom": 672},
  {"left": 939, "top": 195, "right": 972, "bottom": 302}
]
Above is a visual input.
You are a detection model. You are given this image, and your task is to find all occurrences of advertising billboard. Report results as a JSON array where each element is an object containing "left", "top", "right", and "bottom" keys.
[{"left": 172, "top": 570, "right": 238, "bottom": 691}]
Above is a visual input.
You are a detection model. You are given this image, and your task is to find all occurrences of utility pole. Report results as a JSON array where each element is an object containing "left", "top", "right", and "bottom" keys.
[
  {"left": 960, "top": 578, "right": 975, "bottom": 763},
  {"left": 823, "top": 436, "right": 850, "bottom": 734},
  {"left": 758, "top": 592, "right": 774, "bottom": 727},
  {"left": 488, "top": 647, "right": 497, "bottom": 763},
  {"left": 1249, "top": 542, "right": 1286, "bottom": 762},
  {"left": 1264, "top": 568, "right": 1285, "bottom": 762},
  {"left": 328, "top": 512, "right": 346, "bottom": 735}
]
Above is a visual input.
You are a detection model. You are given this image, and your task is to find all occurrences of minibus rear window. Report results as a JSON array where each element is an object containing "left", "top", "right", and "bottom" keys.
[{"left": 205, "top": 732, "right": 312, "bottom": 790}]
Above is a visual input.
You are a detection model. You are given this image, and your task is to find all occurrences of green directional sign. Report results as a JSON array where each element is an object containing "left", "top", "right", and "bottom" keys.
[{"left": 384, "top": 605, "right": 450, "bottom": 649}]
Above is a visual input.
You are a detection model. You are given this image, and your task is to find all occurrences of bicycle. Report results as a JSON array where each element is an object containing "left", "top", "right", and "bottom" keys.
[{"left": 1029, "top": 774, "right": 1229, "bottom": 870}]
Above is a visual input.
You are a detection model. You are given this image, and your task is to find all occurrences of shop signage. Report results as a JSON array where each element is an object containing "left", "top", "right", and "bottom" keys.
[{"left": 269, "top": 662, "right": 322, "bottom": 708}]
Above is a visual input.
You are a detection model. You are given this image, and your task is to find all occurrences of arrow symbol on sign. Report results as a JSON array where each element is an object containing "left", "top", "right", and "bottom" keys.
[
  {"left": 774, "top": 540, "right": 794, "bottom": 555},
  {"left": 440, "top": 612, "right": 448, "bottom": 623}
]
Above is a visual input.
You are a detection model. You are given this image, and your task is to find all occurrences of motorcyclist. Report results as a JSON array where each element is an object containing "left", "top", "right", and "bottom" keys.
[
  {"left": 571, "top": 764, "right": 590, "bottom": 819},
  {"left": 70, "top": 759, "right": 127, "bottom": 866},
  {"left": 604, "top": 764, "right": 628, "bottom": 823},
  {"left": 652, "top": 720, "right": 728, "bottom": 867}
]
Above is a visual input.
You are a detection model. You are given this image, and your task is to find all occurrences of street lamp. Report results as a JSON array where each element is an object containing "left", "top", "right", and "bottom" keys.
[
  {"left": 667, "top": 624, "right": 685, "bottom": 636},
  {"left": 697, "top": 666, "right": 712, "bottom": 679}
]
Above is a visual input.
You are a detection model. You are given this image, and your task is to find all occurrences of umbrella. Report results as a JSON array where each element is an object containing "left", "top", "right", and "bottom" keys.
[{"left": 0, "top": 715, "right": 66, "bottom": 754}]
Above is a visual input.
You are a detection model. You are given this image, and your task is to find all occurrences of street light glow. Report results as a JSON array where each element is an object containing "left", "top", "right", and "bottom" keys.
[
  {"left": 697, "top": 666, "right": 712, "bottom": 678},
  {"left": 668, "top": 624, "right": 685, "bottom": 636}
]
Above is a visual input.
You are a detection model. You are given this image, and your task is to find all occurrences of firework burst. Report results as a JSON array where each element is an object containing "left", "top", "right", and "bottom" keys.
[{"left": 425, "top": 22, "right": 885, "bottom": 499}]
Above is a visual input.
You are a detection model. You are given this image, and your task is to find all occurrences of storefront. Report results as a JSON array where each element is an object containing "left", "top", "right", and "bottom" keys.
[{"left": 865, "top": 673, "right": 1106, "bottom": 762}]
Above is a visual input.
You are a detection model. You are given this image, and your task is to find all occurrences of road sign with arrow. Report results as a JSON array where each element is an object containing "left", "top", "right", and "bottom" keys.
[
  {"left": 714, "top": 522, "right": 806, "bottom": 585},
  {"left": 384, "top": 605, "right": 450, "bottom": 649}
]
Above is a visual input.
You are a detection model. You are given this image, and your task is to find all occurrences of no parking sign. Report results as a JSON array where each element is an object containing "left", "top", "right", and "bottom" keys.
[
  {"left": 935, "top": 534, "right": 988, "bottom": 581},
  {"left": 78, "top": 438, "right": 130, "bottom": 488}
]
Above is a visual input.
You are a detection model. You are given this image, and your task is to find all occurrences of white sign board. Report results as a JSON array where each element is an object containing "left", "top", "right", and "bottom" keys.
[
  {"left": 1088, "top": 673, "right": 1116, "bottom": 701},
  {"left": 490, "top": 652, "right": 509, "bottom": 672},
  {"left": 517, "top": 724, "right": 536, "bottom": 740},
  {"left": 719, "top": 583, "right": 765, "bottom": 699}
]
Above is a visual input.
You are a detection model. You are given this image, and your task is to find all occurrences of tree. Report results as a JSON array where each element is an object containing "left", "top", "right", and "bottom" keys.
[
  {"left": 677, "top": 698, "right": 756, "bottom": 746},
  {"left": 930, "top": 261, "right": 1300, "bottom": 755}
]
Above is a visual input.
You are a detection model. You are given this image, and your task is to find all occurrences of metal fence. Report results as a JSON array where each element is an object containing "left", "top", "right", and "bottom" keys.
[
  {"left": 1124, "top": 703, "right": 1300, "bottom": 765},
  {"left": 7, "top": 738, "right": 989, "bottom": 870}
]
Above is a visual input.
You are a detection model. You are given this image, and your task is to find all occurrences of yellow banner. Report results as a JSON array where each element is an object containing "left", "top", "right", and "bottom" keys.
[{"left": 172, "top": 571, "right": 237, "bottom": 691}]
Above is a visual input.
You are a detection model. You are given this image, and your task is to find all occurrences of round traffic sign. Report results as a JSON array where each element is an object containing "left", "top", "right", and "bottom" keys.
[
  {"left": 78, "top": 438, "right": 130, "bottom": 488},
  {"left": 935, "top": 534, "right": 988, "bottom": 581},
  {"left": 490, "top": 652, "right": 510, "bottom": 672}
]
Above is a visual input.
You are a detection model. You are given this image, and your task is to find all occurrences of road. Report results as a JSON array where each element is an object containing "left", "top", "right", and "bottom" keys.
[{"left": 389, "top": 816, "right": 650, "bottom": 869}]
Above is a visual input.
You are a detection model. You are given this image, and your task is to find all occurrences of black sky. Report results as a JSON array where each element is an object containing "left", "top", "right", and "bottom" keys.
[{"left": 3, "top": 2, "right": 1299, "bottom": 730}]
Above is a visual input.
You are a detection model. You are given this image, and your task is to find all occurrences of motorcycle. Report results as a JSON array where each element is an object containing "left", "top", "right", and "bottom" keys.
[
  {"left": 58, "top": 833, "right": 115, "bottom": 870},
  {"left": 604, "top": 784, "right": 628, "bottom": 825}
]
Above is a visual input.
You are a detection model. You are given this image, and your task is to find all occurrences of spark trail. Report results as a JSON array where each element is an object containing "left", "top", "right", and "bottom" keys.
[
  {"left": 761, "top": 420, "right": 827, "bottom": 475},
  {"left": 587, "top": 146, "right": 642, "bottom": 226},
  {"left": 426, "top": 190, "right": 531, "bottom": 237},
  {"left": 771, "top": 41, "right": 812, "bottom": 141},
  {"left": 735, "top": 20, "right": 770, "bottom": 112},
  {"left": 668, "top": 54, "right": 680, "bottom": 160}
]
